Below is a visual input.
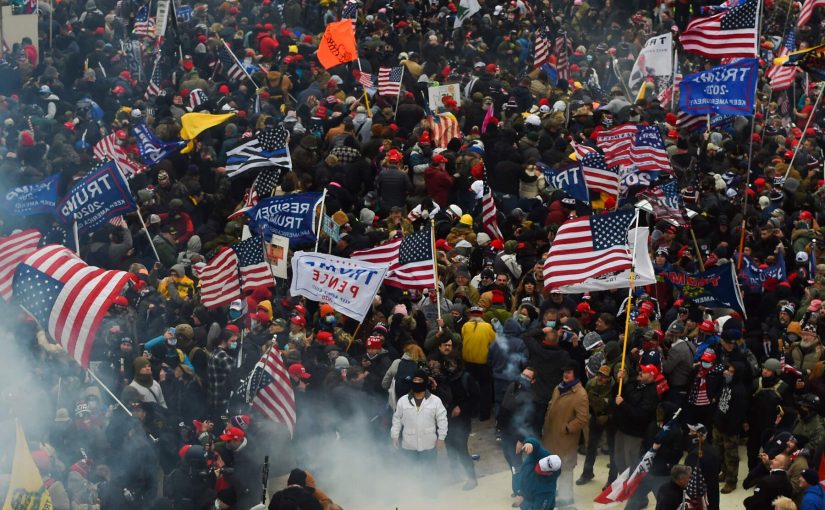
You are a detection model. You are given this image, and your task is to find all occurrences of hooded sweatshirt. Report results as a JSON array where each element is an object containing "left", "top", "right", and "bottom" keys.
[{"left": 488, "top": 319, "right": 528, "bottom": 382}]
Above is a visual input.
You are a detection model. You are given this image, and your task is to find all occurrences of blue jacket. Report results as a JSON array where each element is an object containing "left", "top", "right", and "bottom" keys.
[
  {"left": 802, "top": 483, "right": 825, "bottom": 510},
  {"left": 144, "top": 335, "right": 195, "bottom": 372},
  {"left": 517, "top": 437, "right": 558, "bottom": 508}
]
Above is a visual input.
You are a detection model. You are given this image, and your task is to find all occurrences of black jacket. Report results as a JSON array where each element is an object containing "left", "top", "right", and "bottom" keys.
[
  {"left": 655, "top": 481, "right": 685, "bottom": 510},
  {"left": 686, "top": 444, "right": 721, "bottom": 510},
  {"left": 524, "top": 335, "right": 572, "bottom": 403},
  {"left": 743, "top": 470, "right": 793, "bottom": 510},
  {"left": 713, "top": 362, "right": 750, "bottom": 436},
  {"left": 268, "top": 486, "right": 323, "bottom": 510},
  {"left": 613, "top": 382, "right": 659, "bottom": 438}
]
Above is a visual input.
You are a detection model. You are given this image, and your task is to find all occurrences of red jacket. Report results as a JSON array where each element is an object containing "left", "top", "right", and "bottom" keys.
[{"left": 424, "top": 166, "right": 454, "bottom": 207}]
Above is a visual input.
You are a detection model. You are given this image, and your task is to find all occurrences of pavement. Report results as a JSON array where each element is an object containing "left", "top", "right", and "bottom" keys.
[{"left": 271, "top": 418, "right": 752, "bottom": 509}]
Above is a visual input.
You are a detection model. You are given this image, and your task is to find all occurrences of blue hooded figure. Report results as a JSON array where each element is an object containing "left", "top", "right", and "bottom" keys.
[{"left": 515, "top": 437, "right": 560, "bottom": 510}]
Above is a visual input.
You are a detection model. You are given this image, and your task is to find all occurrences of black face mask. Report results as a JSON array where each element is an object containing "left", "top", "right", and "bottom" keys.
[{"left": 411, "top": 381, "right": 427, "bottom": 393}]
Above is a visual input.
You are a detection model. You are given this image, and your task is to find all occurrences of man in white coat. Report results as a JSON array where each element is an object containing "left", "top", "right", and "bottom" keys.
[{"left": 391, "top": 369, "right": 448, "bottom": 475}]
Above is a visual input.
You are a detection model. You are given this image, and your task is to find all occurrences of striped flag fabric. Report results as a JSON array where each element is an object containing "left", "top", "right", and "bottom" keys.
[
  {"left": 93, "top": 133, "right": 147, "bottom": 178},
  {"left": 767, "top": 30, "right": 798, "bottom": 91},
  {"left": 798, "top": 0, "right": 825, "bottom": 27},
  {"left": 680, "top": 0, "right": 759, "bottom": 59},
  {"left": 232, "top": 236, "right": 274, "bottom": 290},
  {"left": 638, "top": 180, "right": 691, "bottom": 226},
  {"left": 595, "top": 124, "right": 638, "bottom": 167},
  {"left": 354, "top": 70, "right": 377, "bottom": 89},
  {"left": 428, "top": 113, "right": 461, "bottom": 147},
  {"left": 351, "top": 229, "right": 435, "bottom": 289},
  {"left": 341, "top": 0, "right": 358, "bottom": 19},
  {"left": 630, "top": 126, "right": 671, "bottom": 173},
  {"left": 555, "top": 32, "right": 572, "bottom": 82},
  {"left": 0, "top": 229, "right": 42, "bottom": 301},
  {"left": 378, "top": 66, "right": 404, "bottom": 97},
  {"left": 228, "top": 166, "right": 282, "bottom": 220},
  {"left": 481, "top": 165, "right": 503, "bottom": 241},
  {"left": 132, "top": 4, "right": 156, "bottom": 36},
  {"left": 578, "top": 149, "right": 621, "bottom": 197},
  {"left": 199, "top": 247, "right": 242, "bottom": 309},
  {"left": 542, "top": 210, "right": 633, "bottom": 291},
  {"left": 226, "top": 125, "right": 291, "bottom": 178},
  {"left": 684, "top": 457, "right": 708, "bottom": 510},
  {"left": 12, "top": 245, "right": 133, "bottom": 368},
  {"left": 534, "top": 30, "right": 550, "bottom": 70},
  {"left": 144, "top": 58, "right": 162, "bottom": 99},
  {"left": 245, "top": 346, "right": 296, "bottom": 437}
]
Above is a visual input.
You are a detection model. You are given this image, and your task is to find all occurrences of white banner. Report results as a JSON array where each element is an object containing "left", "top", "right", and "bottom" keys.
[
  {"left": 428, "top": 83, "right": 462, "bottom": 111},
  {"left": 554, "top": 228, "right": 656, "bottom": 293},
  {"left": 155, "top": 0, "right": 170, "bottom": 38},
  {"left": 628, "top": 33, "right": 673, "bottom": 94},
  {"left": 264, "top": 234, "right": 289, "bottom": 279},
  {"left": 290, "top": 252, "right": 388, "bottom": 322}
]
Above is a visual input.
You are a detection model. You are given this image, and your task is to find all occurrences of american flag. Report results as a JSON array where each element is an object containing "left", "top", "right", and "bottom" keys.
[
  {"left": 595, "top": 124, "right": 639, "bottom": 167},
  {"left": 341, "top": 0, "right": 358, "bottom": 19},
  {"left": 132, "top": 4, "right": 156, "bottom": 37},
  {"left": 351, "top": 229, "right": 435, "bottom": 288},
  {"left": 189, "top": 89, "right": 208, "bottom": 110},
  {"left": 0, "top": 229, "right": 42, "bottom": 301},
  {"left": 638, "top": 180, "right": 691, "bottom": 226},
  {"left": 630, "top": 126, "right": 671, "bottom": 173},
  {"left": 244, "top": 346, "right": 296, "bottom": 437},
  {"left": 576, "top": 144, "right": 621, "bottom": 197},
  {"left": 144, "top": 57, "right": 162, "bottom": 99},
  {"left": 534, "top": 29, "right": 550, "bottom": 69},
  {"left": 684, "top": 458, "right": 708, "bottom": 510},
  {"left": 228, "top": 166, "right": 282, "bottom": 220},
  {"left": 543, "top": 210, "right": 633, "bottom": 291},
  {"left": 226, "top": 125, "right": 291, "bottom": 178},
  {"left": 378, "top": 66, "right": 404, "bottom": 96},
  {"left": 12, "top": 246, "right": 133, "bottom": 368},
  {"left": 767, "top": 30, "right": 798, "bottom": 90},
  {"left": 594, "top": 411, "right": 681, "bottom": 508},
  {"left": 480, "top": 165, "right": 503, "bottom": 240},
  {"left": 555, "top": 32, "right": 572, "bottom": 82},
  {"left": 677, "top": 112, "right": 708, "bottom": 131},
  {"left": 198, "top": 247, "right": 241, "bottom": 309},
  {"left": 428, "top": 113, "right": 461, "bottom": 147},
  {"left": 354, "top": 70, "right": 377, "bottom": 89},
  {"left": 93, "top": 134, "right": 146, "bottom": 178},
  {"left": 798, "top": 0, "right": 825, "bottom": 26},
  {"left": 233, "top": 236, "right": 274, "bottom": 290},
  {"left": 680, "top": 0, "right": 759, "bottom": 59}
]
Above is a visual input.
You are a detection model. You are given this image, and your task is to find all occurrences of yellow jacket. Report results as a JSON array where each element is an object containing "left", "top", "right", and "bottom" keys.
[
  {"left": 461, "top": 319, "right": 496, "bottom": 365},
  {"left": 158, "top": 275, "right": 195, "bottom": 301}
]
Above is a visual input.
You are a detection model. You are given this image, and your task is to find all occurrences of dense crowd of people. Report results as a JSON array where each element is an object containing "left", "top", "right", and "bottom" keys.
[{"left": 3, "top": 0, "right": 825, "bottom": 507}]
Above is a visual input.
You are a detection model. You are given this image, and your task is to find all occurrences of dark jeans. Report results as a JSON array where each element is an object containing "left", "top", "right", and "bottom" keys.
[
  {"left": 465, "top": 363, "right": 493, "bottom": 420},
  {"left": 581, "top": 414, "right": 612, "bottom": 478},
  {"left": 501, "top": 431, "right": 523, "bottom": 494},
  {"left": 446, "top": 415, "right": 476, "bottom": 480}
]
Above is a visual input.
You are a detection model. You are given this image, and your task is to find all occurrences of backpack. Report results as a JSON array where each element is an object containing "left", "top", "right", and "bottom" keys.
[{"left": 394, "top": 358, "right": 419, "bottom": 401}]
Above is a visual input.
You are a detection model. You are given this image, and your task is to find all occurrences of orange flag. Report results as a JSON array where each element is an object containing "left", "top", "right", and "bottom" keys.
[{"left": 317, "top": 20, "right": 358, "bottom": 69}]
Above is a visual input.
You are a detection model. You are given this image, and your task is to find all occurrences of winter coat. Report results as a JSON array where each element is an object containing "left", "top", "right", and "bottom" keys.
[
  {"left": 461, "top": 318, "right": 496, "bottom": 365},
  {"left": 662, "top": 338, "right": 696, "bottom": 389},
  {"left": 713, "top": 361, "right": 750, "bottom": 436},
  {"left": 542, "top": 381, "right": 589, "bottom": 467},
  {"left": 744, "top": 470, "right": 793, "bottom": 510},
  {"left": 488, "top": 319, "right": 528, "bottom": 382},
  {"left": 376, "top": 166, "right": 412, "bottom": 212},
  {"left": 390, "top": 391, "right": 448, "bottom": 451},
  {"left": 801, "top": 482, "right": 825, "bottom": 510},
  {"left": 524, "top": 335, "right": 572, "bottom": 403},
  {"left": 516, "top": 437, "right": 558, "bottom": 507},
  {"left": 613, "top": 381, "right": 659, "bottom": 438}
]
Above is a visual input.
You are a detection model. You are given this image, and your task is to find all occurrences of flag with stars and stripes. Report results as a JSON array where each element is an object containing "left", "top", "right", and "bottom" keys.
[
  {"left": 767, "top": 30, "right": 798, "bottom": 90},
  {"left": 684, "top": 457, "right": 708, "bottom": 510},
  {"left": 798, "top": 0, "right": 825, "bottom": 27},
  {"left": 630, "top": 126, "right": 672, "bottom": 173},
  {"left": 351, "top": 229, "right": 435, "bottom": 289},
  {"left": 233, "top": 236, "right": 274, "bottom": 290},
  {"left": 244, "top": 346, "right": 296, "bottom": 437},
  {"left": 226, "top": 125, "right": 291, "bottom": 178},
  {"left": 199, "top": 236, "right": 273, "bottom": 308},
  {"left": 576, "top": 144, "right": 621, "bottom": 197},
  {"left": 132, "top": 4, "right": 156, "bottom": 37},
  {"left": 543, "top": 210, "right": 633, "bottom": 291},
  {"left": 555, "top": 32, "right": 572, "bottom": 82},
  {"left": 93, "top": 133, "right": 147, "bottom": 178},
  {"left": 341, "top": 0, "right": 358, "bottom": 19},
  {"left": 12, "top": 245, "right": 133, "bottom": 368},
  {"left": 378, "top": 66, "right": 404, "bottom": 97},
  {"left": 680, "top": 0, "right": 759, "bottom": 59},
  {"left": 0, "top": 229, "right": 42, "bottom": 301},
  {"left": 228, "top": 166, "right": 283, "bottom": 220},
  {"left": 144, "top": 57, "right": 163, "bottom": 99},
  {"left": 354, "top": 69, "right": 377, "bottom": 89},
  {"left": 480, "top": 165, "right": 503, "bottom": 241},
  {"left": 427, "top": 113, "right": 461, "bottom": 147},
  {"left": 638, "top": 180, "right": 691, "bottom": 227},
  {"left": 533, "top": 29, "right": 550, "bottom": 70}
]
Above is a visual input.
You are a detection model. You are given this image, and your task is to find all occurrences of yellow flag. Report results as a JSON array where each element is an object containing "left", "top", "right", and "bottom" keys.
[
  {"left": 2, "top": 422, "right": 52, "bottom": 510},
  {"left": 179, "top": 112, "right": 235, "bottom": 154}
]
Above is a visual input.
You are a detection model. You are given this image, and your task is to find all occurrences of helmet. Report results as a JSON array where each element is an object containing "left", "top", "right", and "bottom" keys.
[
  {"left": 698, "top": 320, "right": 717, "bottom": 334},
  {"left": 525, "top": 114, "right": 541, "bottom": 126},
  {"left": 459, "top": 214, "right": 473, "bottom": 226}
]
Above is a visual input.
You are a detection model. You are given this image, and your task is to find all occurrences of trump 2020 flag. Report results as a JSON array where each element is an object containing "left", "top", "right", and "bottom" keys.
[
  {"left": 245, "top": 192, "right": 323, "bottom": 246},
  {"left": 679, "top": 58, "right": 758, "bottom": 116},
  {"left": 56, "top": 161, "right": 137, "bottom": 235},
  {"left": 738, "top": 250, "right": 787, "bottom": 293},
  {"left": 2, "top": 422, "right": 52, "bottom": 510},
  {"left": 541, "top": 162, "right": 590, "bottom": 203},
  {"left": 0, "top": 174, "right": 60, "bottom": 217},
  {"left": 629, "top": 33, "right": 674, "bottom": 93},
  {"left": 13, "top": 245, "right": 133, "bottom": 368},
  {"left": 656, "top": 263, "right": 746, "bottom": 315},
  {"left": 131, "top": 123, "right": 186, "bottom": 165},
  {"left": 290, "top": 252, "right": 388, "bottom": 322}
]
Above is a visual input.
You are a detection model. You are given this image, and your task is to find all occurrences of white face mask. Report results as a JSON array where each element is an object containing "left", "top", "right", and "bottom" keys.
[{"left": 214, "top": 499, "right": 221, "bottom": 510}]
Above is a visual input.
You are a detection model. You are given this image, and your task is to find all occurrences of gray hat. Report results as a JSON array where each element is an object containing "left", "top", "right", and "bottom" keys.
[
  {"left": 763, "top": 358, "right": 781, "bottom": 373},
  {"left": 583, "top": 331, "right": 603, "bottom": 351}
]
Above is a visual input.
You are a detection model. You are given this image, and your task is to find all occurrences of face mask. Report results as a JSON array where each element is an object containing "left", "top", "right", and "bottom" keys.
[
  {"left": 229, "top": 341, "right": 238, "bottom": 350},
  {"left": 724, "top": 374, "right": 733, "bottom": 384},
  {"left": 214, "top": 500, "right": 221, "bottom": 510},
  {"left": 546, "top": 321, "right": 556, "bottom": 328},
  {"left": 701, "top": 361, "right": 712, "bottom": 369},
  {"left": 518, "top": 314, "right": 529, "bottom": 324},
  {"left": 411, "top": 381, "right": 426, "bottom": 393},
  {"left": 519, "top": 375, "right": 532, "bottom": 387},
  {"left": 325, "top": 315, "right": 336, "bottom": 324}
]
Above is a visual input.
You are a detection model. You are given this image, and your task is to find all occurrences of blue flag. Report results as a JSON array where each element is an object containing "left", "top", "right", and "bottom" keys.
[
  {"left": 679, "top": 58, "right": 758, "bottom": 116},
  {"left": 737, "top": 250, "right": 786, "bottom": 293},
  {"left": 131, "top": 123, "right": 186, "bottom": 165},
  {"left": 540, "top": 162, "right": 589, "bottom": 203},
  {"left": 245, "top": 192, "right": 323, "bottom": 246},
  {"left": 56, "top": 161, "right": 137, "bottom": 234},
  {"left": 0, "top": 174, "right": 59, "bottom": 216},
  {"left": 655, "top": 263, "right": 746, "bottom": 315}
]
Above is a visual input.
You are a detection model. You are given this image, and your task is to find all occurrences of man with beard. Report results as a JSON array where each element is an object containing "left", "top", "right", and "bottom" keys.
[
  {"left": 109, "top": 336, "right": 137, "bottom": 394},
  {"left": 745, "top": 358, "right": 793, "bottom": 469}
]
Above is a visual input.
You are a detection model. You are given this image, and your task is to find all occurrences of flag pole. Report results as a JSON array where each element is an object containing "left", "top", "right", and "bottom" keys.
[
  {"left": 135, "top": 208, "right": 162, "bottom": 263},
  {"left": 430, "top": 219, "right": 442, "bottom": 323},
  {"left": 784, "top": 82, "right": 825, "bottom": 180},
  {"left": 314, "top": 189, "right": 328, "bottom": 252},
  {"left": 88, "top": 368, "right": 133, "bottom": 416},
  {"left": 617, "top": 208, "right": 641, "bottom": 397},
  {"left": 260, "top": 236, "right": 278, "bottom": 284},
  {"left": 394, "top": 66, "right": 405, "bottom": 116},
  {"left": 72, "top": 219, "right": 81, "bottom": 256},
  {"left": 221, "top": 39, "right": 259, "bottom": 88},
  {"left": 690, "top": 227, "right": 706, "bottom": 272}
]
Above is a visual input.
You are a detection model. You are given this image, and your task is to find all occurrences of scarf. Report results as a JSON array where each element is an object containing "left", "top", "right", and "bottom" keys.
[{"left": 558, "top": 378, "right": 580, "bottom": 395}]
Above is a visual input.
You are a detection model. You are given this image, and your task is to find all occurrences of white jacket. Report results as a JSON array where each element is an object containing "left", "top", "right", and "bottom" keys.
[{"left": 391, "top": 392, "right": 448, "bottom": 452}]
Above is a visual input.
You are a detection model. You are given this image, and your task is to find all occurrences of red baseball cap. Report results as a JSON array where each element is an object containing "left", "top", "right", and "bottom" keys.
[
  {"left": 219, "top": 426, "right": 245, "bottom": 441},
  {"left": 432, "top": 153, "right": 449, "bottom": 164},
  {"left": 639, "top": 364, "right": 660, "bottom": 377},
  {"left": 288, "top": 363, "right": 311, "bottom": 379},
  {"left": 316, "top": 330, "right": 335, "bottom": 345},
  {"left": 366, "top": 336, "right": 383, "bottom": 349}
]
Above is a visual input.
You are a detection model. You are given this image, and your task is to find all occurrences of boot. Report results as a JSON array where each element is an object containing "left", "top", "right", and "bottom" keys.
[
  {"left": 576, "top": 473, "right": 594, "bottom": 485},
  {"left": 721, "top": 482, "right": 736, "bottom": 494}
]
